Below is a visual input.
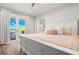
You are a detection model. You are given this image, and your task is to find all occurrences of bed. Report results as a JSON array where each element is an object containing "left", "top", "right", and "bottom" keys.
[
  {"left": 27, "top": 34, "right": 79, "bottom": 50},
  {"left": 20, "top": 33, "right": 79, "bottom": 55}
]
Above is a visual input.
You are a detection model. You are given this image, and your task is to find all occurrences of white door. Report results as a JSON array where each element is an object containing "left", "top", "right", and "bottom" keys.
[
  {"left": 9, "top": 14, "right": 26, "bottom": 41},
  {"left": 9, "top": 15, "right": 18, "bottom": 41},
  {"left": 19, "top": 19, "right": 26, "bottom": 34}
]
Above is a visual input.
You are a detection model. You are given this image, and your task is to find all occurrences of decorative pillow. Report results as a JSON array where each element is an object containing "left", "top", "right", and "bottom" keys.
[
  {"left": 47, "top": 28, "right": 57, "bottom": 35},
  {"left": 63, "top": 27, "right": 72, "bottom": 35}
]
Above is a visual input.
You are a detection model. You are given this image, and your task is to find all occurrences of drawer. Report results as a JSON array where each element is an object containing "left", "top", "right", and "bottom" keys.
[
  {"left": 42, "top": 44, "right": 70, "bottom": 55},
  {"left": 28, "top": 39, "right": 42, "bottom": 55}
]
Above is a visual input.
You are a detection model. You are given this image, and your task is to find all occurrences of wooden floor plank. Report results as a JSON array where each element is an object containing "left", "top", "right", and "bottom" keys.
[{"left": 0, "top": 40, "right": 26, "bottom": 55}]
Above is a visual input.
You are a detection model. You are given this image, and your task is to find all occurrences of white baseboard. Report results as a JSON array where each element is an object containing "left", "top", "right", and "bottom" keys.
[{"left": 7, "top": 39, "right": 20, "bottom": 44}]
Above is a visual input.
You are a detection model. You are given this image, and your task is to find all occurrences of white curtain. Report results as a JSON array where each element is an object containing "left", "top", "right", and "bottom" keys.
[{"left": 0, "top": 10, "right": 9, "bottom": 44}]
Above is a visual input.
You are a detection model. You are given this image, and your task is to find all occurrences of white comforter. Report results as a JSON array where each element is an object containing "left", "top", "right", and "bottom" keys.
[{"left": 25, "top": 34, "right": 79, "bottom": 51}]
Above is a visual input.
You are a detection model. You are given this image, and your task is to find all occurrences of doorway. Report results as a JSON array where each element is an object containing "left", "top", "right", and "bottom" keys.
[
  {"left": 19, "top": 19, "right": 26, "bottom": 34},
  {"left": 9, "top": 14, "right": 26, "bottom": 41},
  {"left": 10, "top": 17, "right": 16, "bottom": 40}
]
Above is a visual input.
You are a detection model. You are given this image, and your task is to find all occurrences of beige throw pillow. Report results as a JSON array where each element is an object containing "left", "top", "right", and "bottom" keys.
[
  {"left": 63, "top": 27, "right": 72, "bottom": 35},
  {"left": 47, "top": 28, "right": 57, "bottom": 35}
]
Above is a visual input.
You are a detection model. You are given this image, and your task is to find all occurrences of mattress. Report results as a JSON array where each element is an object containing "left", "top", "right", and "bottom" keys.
[{"left": 26, "top": 34, "right": 79, "bottom": 51}]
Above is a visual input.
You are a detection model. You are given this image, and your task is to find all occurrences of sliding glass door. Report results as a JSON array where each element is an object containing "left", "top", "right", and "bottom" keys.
[
  {"left": 10, "top": 17, "right": 16, "bottom": 40},
  {"left": 19, "top": 19, "right": 26, "bottom": 34},
  {"left": 9, "top": 14, "right": 26, "bottom": 41}
]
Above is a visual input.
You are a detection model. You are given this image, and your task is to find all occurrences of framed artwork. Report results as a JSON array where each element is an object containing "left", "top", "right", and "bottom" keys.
[
  {"left": 39, "top": 19, "right": 45, "bottom": 32},
  {"left": 40, "top": 19, "right": 45, "bottom": 24}
]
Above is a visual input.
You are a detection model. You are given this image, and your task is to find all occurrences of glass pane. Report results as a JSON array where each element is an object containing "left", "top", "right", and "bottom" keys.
[
  {"left": 10, "top": 18, "right": 16, "bottom": 40},
  {"left": 19, "top": 20, "right": 25, "bottom": 34}
]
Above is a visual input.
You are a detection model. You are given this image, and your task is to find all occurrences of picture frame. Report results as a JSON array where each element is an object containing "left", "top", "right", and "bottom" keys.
[{"left": 39, "top": 19, "right": 45, "bottom": 32}]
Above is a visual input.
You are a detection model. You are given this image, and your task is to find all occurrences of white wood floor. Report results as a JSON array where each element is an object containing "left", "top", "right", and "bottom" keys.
[{"left": 0, "top": 40, "right": 26, "bottom": 55}]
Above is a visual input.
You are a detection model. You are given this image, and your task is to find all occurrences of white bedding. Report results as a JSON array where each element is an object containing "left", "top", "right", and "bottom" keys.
[{"left": 26, "top": 34, "right": 79, "bottom": 51}]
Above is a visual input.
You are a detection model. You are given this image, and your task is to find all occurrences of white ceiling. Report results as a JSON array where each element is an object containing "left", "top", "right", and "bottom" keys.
[{"left": 0, "top": 3, "right": 67, "bottom": 16}]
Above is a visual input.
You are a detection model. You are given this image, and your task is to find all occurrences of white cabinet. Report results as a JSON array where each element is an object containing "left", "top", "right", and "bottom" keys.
[
  {"left": 20, "top": 36, "right": 28, "bottom": 50},
  {"left": 20, "top": 36, "right": 70, "bottom": 55},
  {"left": 20, "top": 36, "right": 42, "bottom": 55},
  {"left": 41, "top": 44, "right": 70, "bottom": 55},
  {"left": 27, "top": 39, "right": 42, "bottom": 55}
]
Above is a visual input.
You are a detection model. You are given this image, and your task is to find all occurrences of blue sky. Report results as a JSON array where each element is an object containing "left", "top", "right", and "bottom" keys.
[
  {"left": 10, "top": 18, "right": 25, "bottom": 29},
  {"left": 19, "top": 20, "right": 25, "bottom": 27},
  {"left": 10, "top": 18, "right": 16, "bottom": 29}
]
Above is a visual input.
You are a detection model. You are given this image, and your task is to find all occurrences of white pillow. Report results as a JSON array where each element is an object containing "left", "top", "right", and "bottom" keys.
[
  {"left": 58, "top": 28, "right": 64, "bottom": 35},
  {"left": 54, "top": 27, "right": 64, "bottom": 35}
]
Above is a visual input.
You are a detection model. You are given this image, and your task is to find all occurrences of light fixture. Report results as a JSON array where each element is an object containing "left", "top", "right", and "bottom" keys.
[
  {"left": 32, "top": 3, "right": 35, "bottom": 7},
  {"left": 27, "top": 3, "right": 35, "bottom": 13}
]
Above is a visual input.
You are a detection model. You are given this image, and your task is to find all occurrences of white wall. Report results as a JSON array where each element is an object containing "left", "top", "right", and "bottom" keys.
[
  {"left": 35, "top": 4, "right": 79, "bottom": 35},
  {"left": 0, "top": 10, "right": 10, "bottom": 43},
  {"left": 0, "top": 9, "right": 35, "bottom": 44},
  {"left": 27, "top": 16, "right": 35, "bottom": 34}
]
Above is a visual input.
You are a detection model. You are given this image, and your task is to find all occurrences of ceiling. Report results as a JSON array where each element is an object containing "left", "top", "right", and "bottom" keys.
[{"left": 0, "top": 3, "right": 67, "bottom": 16}]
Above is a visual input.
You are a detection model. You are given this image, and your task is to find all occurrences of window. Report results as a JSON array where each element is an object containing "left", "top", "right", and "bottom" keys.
[{"left": 19, "top": 20, "right": 26, "bottom": 34}]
